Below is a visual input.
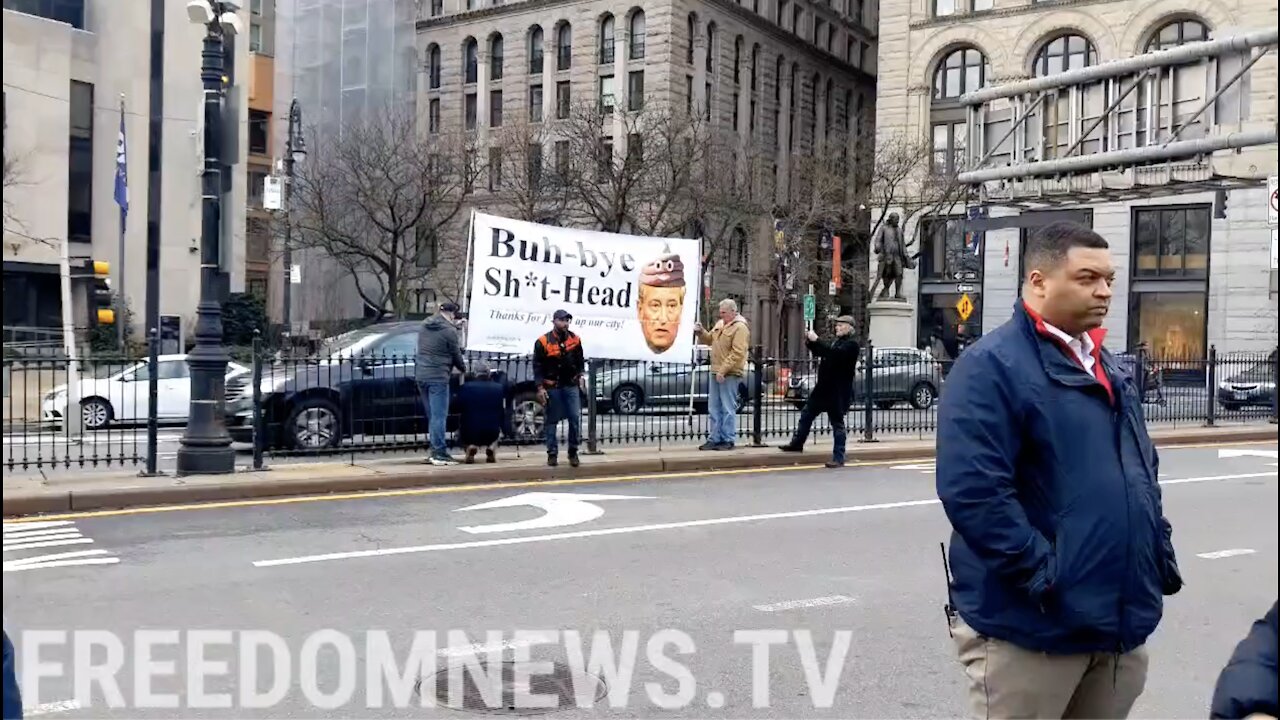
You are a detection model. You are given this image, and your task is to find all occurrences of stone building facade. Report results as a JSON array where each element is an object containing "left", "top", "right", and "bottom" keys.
[{"left": 874, "top": 0, "right": 1277, "bottom": 359}]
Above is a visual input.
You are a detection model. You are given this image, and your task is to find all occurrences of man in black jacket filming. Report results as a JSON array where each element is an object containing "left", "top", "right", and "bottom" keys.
[{"left": 779, "top": 314, "right": 861, "bottom": 467}]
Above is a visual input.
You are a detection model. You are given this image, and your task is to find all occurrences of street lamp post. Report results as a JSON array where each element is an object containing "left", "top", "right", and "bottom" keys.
[
  {"left": 177, "top": 0, "right": 241, "bottom": 475},
  {"left": 281, "top": 98, "right": 305, "bottom": 328}
]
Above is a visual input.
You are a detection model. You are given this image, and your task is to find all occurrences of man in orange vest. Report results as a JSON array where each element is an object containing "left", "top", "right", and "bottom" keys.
[{"left": 533, "top": 310, "right": 586, "bottom": 467}]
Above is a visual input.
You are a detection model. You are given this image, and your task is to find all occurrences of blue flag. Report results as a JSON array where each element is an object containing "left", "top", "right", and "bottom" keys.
[{"left": 114, "top": 100, "right": 128, "bottom": 217}]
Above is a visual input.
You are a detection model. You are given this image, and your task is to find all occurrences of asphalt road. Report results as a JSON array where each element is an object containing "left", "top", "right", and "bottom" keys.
[{"left": 3, "top": 443, "right": 1277, "bottom": 718}]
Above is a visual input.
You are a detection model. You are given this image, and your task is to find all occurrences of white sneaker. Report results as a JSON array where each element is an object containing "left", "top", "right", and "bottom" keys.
[{"left": 429, "top": 454, "right": 458, "bottom": 466}]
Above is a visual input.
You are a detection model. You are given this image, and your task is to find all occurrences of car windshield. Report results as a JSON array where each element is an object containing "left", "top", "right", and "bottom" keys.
[
  {"left": 92, "top": 360, "right": 141, "bottom": 379},
  {"left": 1227, "top": 361, "right": 1274, "bottom": 383},
  {"left": 316, "top": 328, "right": 385, "bottom": 361}
]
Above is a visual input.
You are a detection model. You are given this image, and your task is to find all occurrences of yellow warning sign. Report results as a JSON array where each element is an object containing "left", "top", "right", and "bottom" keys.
[{"left": 956, "top": 293, "right": 975, "bottom": 322}]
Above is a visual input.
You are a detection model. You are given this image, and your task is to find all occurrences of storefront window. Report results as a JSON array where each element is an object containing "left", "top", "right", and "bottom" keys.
[
  {"left": 1129, "top": 291, "right": 1206, "bottom": 362},
  {"left": 920, "top": 216, "right": 982, "bottom": 282},
  {"left": 917, "top": 292, "right": 982, "bottom": 357},
  {"left": 1133, "top": 206, "right": 1209, "bottom": 278}
]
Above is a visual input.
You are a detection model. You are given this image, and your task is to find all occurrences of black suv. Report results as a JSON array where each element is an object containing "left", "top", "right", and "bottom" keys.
[{"left": 226, "top": 322, "right": 554, "bottom": 450}]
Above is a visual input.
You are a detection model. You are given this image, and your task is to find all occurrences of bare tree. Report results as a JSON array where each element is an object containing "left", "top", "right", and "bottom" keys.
[
  {"left": 489, "top": 118, "right": 571, "bottom": 223},
  {"left": 2, "top": 149, "right": 55, "bottom": 248},
  {"left": 556, "top": 100, "right": 707, "bottom": 236},
  {"left": 866, "top": 129, "right": 972, "bottom": 243},
  {"left": 290, "top": 107, "right": 481, "bottom": 318}
]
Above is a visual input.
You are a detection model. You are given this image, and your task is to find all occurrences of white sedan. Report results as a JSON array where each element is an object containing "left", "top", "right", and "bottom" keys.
[{"left": 41, "top": 355, "right": 250, "bottom": 429}]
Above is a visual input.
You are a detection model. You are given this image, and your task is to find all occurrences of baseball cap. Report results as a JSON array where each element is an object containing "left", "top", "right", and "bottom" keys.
[
  {"left": 553, "top": 309, "right": 573, "bottom": 321},
  {"left": 439, "top": 302, "right": 461, "bottom": 314}
]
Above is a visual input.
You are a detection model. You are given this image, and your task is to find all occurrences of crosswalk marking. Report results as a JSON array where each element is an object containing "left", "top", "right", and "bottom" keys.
[{"left": 3, "top": 521, "right": 119, "bottom": 571}]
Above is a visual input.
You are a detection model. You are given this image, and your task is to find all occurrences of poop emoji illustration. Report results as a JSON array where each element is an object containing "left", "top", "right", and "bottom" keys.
[{"left": 637, "top": 244, "right": 687, "bottom": 354}]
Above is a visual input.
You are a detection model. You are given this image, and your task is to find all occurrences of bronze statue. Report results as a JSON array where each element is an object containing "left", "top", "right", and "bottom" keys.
[{"left": 872, "top": 213, "right": 913, "bottom": 300}]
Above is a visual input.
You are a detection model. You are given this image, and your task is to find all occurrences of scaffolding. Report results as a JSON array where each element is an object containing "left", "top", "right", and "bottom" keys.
[{"left": 955, "top": 29, "right": 1278, "bottom": 205}]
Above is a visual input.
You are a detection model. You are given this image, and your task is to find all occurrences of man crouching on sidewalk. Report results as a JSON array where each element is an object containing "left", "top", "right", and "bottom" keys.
[{"left": 456, "top": 361, "right": 506, "bottom": 464}]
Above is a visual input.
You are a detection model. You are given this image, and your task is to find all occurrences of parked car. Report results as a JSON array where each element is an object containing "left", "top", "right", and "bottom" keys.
[
  {"left": 1217, "top": 353, "right": 1278, "bottom": 411},
  {"left": 42, "top": 355, "right": 250, "bottom": 429},
  {"left": 226, "top": 322, "right": 564, "bottom": 450},
  {"left": 593, "top": 348, "right": 764, "bottom": 414},
  {"left": 784, "top": 346, "right": 943, "bottom": 411}
]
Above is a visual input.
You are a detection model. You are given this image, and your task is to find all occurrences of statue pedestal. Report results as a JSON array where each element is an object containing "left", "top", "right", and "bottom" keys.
[{"left": 867, "top": 299, "right": 914, "bottom": 349}]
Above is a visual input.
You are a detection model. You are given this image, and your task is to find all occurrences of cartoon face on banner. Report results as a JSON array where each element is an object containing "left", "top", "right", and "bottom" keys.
[
  {"left": 637, "top": 245, "right": 687, "bottom": 354},
  {"left": 465, "top": 213, "right": 702, "bottom": 362}
]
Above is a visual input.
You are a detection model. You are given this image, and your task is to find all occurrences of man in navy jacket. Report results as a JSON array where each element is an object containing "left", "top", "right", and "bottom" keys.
[
  {"left": 936, "top": 222, "right": 1182, "bottom": 719},
  {"left": 1211, "top": 601, "right": 1278, "bottom": 719}
]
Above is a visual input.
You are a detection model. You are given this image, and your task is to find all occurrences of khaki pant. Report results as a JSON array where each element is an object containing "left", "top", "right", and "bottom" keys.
[{"left": 950, "top": 616, "right": 1148, "bottom": 719}]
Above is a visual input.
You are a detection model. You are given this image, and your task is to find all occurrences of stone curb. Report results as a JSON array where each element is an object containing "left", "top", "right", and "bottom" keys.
[{"left": 3, "top": 425, "right": 1274, "bottom": 518}]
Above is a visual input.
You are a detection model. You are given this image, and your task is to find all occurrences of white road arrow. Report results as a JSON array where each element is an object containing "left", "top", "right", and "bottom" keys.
[
  {"left": 1218, "top": 448, "right": 1279, "bottom": 461},
  {"left": 455, "top": 492, "right": 655, "bottom": 535}
]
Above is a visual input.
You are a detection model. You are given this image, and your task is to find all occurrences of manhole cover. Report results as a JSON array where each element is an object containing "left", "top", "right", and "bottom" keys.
[{"left": 418, "top": 660, "right": 608, "bottom": 715}]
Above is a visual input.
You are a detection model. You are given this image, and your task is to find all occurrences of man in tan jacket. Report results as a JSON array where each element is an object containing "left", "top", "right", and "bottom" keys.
[{"left": 693, "top": 298, "right": 750, "bottom": 450}]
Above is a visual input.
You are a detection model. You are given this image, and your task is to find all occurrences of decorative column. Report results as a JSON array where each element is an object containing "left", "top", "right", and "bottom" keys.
[
  {"left": 776, "top": 70, "right": 793, "bottom": 206},
  {"left": 543, "top": 37, "right": 556, "bottom": 122},
  {"left": 693, "top": 35, "right": 708, "bottom": 119},
  {"left": 477, "top": 49, "right": 491, "bottom": 141}
]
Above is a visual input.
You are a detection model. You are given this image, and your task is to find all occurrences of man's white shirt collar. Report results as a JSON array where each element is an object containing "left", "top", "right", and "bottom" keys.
[{"left": 1042, "top": 322, "right": 1096, "bottom": 374}]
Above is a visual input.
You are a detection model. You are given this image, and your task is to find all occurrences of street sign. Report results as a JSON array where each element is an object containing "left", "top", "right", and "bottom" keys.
[
  {"left": 1269, "top": 175, "right": 1278, "bottom": 227},
  {"left": 828, "top": 280, "right": 837, "bottom": 296},
  {"left": 956, "top": 283, "right": 975, "bottom": 293},
  {"left": 803, "top": 294, "right": 816, "bottom": 322},
  {"left": 955, "top": 293, "right": 975, "bottom": 322},
  {"left": 290, "top": 263, "right": 302, "bottom": 284},
  {"left": 953, "top": 271, "right": 979, "bottom": 281},
  {"left": 263, "top": 175, "right": 283, "bottom": 210}
]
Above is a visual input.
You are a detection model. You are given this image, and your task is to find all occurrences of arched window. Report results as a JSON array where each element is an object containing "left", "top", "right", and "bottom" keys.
[
  {"left": 490, "top": 34, "right": 504, "bottom": 80},
  {"left": 734, "top": 36, "right": 743, "bottom": 84},
  {"left": 556, "top": 23, "right": 572, "bottom": 70},
  {"left": 528, "top": 26, "right": 544, "bottom": 75},
  {"left": 933, "top": 47, "right": 988, "bottom": 101},
  {"left": 1146, "top": 18, "right": 1209, "bottom": 51},
  {"left": 774, "top": 54, "right": 784, "bottom": 102},
  {"left": 751, "top": 44, "right": 760, "bottom": 91},
  {"left": 706, "top": 22, "right": 717, "bottom": 73},
  {"left": 629, "top": 11, "right": 646, "bottom": 60},
  {"left": 687, "top": 15, "right": 697, "bottom": 65},
  {"left": 1033, "top": 34, "right": 1096, "bottom": 77},
  {"left": 599, "top": 14, "right": 615, "bottom": 65},
  {"left": 463, "top": 38, "right": 478, "bottom": 84},
  {"left": 427, "top": 44, "right": 441, "bottom": 89}
]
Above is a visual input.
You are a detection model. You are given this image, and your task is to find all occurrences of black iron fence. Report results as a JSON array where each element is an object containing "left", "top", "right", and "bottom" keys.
[{"left": 4, "top": 343, "right": 1277, "bottom": 471}]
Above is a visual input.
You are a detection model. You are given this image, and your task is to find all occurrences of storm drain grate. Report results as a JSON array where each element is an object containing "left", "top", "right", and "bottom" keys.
[{"left": 417, "top": 660, "right": 608, "bottom": 715}]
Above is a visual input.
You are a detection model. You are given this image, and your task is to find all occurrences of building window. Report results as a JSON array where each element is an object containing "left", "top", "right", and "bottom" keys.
[
  {"left": 973, "top": 0, "right": 993, "bottom": 10},
  {"left": 733, "top": 91, "right": 740, "bottom": 129},
  {"left": 529, "top": 85, "right": 544, "bottom": 122},
  {"left": 628, "top": 71, "right": 645, "bottom": 111},
  {"left": 557, "top": 23, "right": 572, "bottom": 71},
  {"left": 731, "top": 227, "right": 748, "bottom": 272},
  {"left": 247, "top": 170, "right": 266, "bottom": 208},
  {"left": 464, "top": 93, "right": 477, "bottom": 130},
  {"left": 750, "top": 45, "right": 759, "bottom": 91},
  {"left": 489, "top": 148, "right": 503, "bottom": 191},
  {"left": 491, "top": 35, "right": 505, "bottom": 80},
  {"left": 431, "top": 0, "right": 442, "bottom": 16},
  {"left": 687, "top": 14, "right": 697, "bottom": 65},
  {"left": 599, "top": 75, "right": 616, "bottom": 113},
  {"left": 529, "top": 27, "right": 544, "bottom": 74},
  {"left": 464, "top": 39, "right": 479, "bottom": 84},
  {"left": 490, "top": 90, "right": 504, "bottom": 127},
  {"left": 1033, "top": 34, "right": 1097, "bottom": 77},
  {"left": 792, "top": 6, "right": 802, "bottom": 34},
  {"left": 248, "top": 110, "right": 270, "bottom": 155},
  {"left": 596, "top": 137, "right": 613, "bottom": 179},
  {"left": 3, "top": 0, "right": 85, "bottom": 28},
  {"left": 556, "top": 81, "right": 571, "bottom": 118},
  {"left": 1147, "top": 19, "right": 1209, "bottom": 51},
  {"left": 1129, "top": 292, "right": 1207, "bottom": 362},
  {"left": 750, "top": 98, "right": 757, "bottom": 135},
  {"left": 813, "top": 19, "right": 823, "bottom": 47},
  {"left": 826, "top": 26, "right": 835, "bottom": 53},
  {"left": 555, "top": 140, "right": 570, "bottom": 176},
  {"left": 527, "top": 143, "right": 543, "bottom": 184},
  {"left": 629, "top": 11, "right": 646, "bottom": 60},
  {"left": 1133, "top": 206, "right": 1209, "bottom": 279},
  {"left": 705, "top": 81, "right": 712, "bottom": 120},
  {"left": 933, "top": 47, "right": 988, "bottom": 101},
  {"left": 429, "top": 98, "right": 441, "bottom": 133},
  {"left": 932, "top": 0, "right": 956, "bottom": 14},
  {"left": 931, "top": 121, "right": 966, "bottom": 173},
  {"left": 600, "top": 14, "right": 615, "bottom": 65},
  {"left": 67, "top": 80, "right": 92, "bottom": 243},
  {"left": 626, "top": 133, "right": 643, "bottom": 169},
  {"left": 734, "top": 37, "right": 743, "bottom": 84},
  {"left": 686, "top": 75, "right": 695, "bottom": 115},
  {"left": 428, "top": 45, "right": 442, "bottom": 89},
  {"left": 919, "top": 216, "right": 982, "bottom": 282},
  {"left": 705, "top": 22, "right": 717, "bottom": 73},
  {"left": 249, "top": 21, "right": 263, "bottom": 53},
  {"left": 774, "top": 55, "right": 784, "bottom": 102}
]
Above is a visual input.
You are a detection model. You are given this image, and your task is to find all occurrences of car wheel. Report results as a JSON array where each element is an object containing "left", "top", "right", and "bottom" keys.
[
  {"left": 875, "top": 400, "right": 896, "bottom": 410},
  {"left": 611, "top": 385, "right": 644, "bottom": 415},
  {"left": 285, "top": 397, "right": 342, "bottom": 450},
  {"left": 909, "top": 382, "right": 937, "bottom": 410},
  {"left": 1220, "top": 401, "right": 1242, "bottom": 412},
  {"left": 511, "top": 390, "right": 545, "bottom": 442},
  {"left": 80, "top": 398, "right": 112, "bottom": 430},
  {"left": 790, "top": 400, "right": 806, "bottom": 411}
]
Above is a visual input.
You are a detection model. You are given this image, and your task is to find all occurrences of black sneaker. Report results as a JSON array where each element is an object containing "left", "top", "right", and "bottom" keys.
[
  {"left": 778, "top": 444, "right": 803, "bottom": 453},
  {"left": 825, "top": 459, "right": 845, "bottom": 468},
  {"left": 485, "top": 448, "right": 496, "bottom": 463},
  {"left": 568, "top": 451, "right": 580, "bottom": 468},
  {"left": 547, "top": 454, "right": 558, "bottom": 467},
  {"left": 714, "top": 442, "right": 735, "bottom": 451},
  {"left": 698, "top": 441, "right": 718, "bottom": 451}
]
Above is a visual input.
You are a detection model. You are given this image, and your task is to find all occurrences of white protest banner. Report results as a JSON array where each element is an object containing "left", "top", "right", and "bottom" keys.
[{"left": 466, "top": 213, "right": 702, "bottom": 362}]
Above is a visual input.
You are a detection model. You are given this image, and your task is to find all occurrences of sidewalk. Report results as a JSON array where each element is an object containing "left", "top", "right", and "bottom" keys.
[{"left": 3, "top": 424, "right": 1275, "bottom": 517}]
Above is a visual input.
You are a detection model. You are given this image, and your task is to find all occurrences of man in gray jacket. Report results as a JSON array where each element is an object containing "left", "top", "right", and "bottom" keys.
[{"left": 417, "top": 302, "right": 468, "bottom": 465}]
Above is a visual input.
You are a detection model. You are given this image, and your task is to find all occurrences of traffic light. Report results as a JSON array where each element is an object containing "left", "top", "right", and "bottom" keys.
[{"left": 89, "top": 260, "right": 114, "bottom": 325}]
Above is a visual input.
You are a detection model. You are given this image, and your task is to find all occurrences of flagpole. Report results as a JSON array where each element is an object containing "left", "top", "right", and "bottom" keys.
[{"left": 116, "top": 93, "right": 128, "bottom": 351}]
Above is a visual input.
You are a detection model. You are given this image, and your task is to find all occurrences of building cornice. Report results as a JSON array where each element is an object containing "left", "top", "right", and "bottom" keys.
[{"left": 908, "top": 0, "right": 1124, "bottom": 31}]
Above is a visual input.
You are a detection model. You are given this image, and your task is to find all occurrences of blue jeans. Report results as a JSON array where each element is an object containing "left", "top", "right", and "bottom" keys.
[
  {"left": 545, "top": 387, "right": 581, "bottom": 456},
  {"left": 708, "top": 375, "right": 743, "bottom": 445},
  {"left": 419, "top": 382, "right": 451, "bottom": 455}
]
